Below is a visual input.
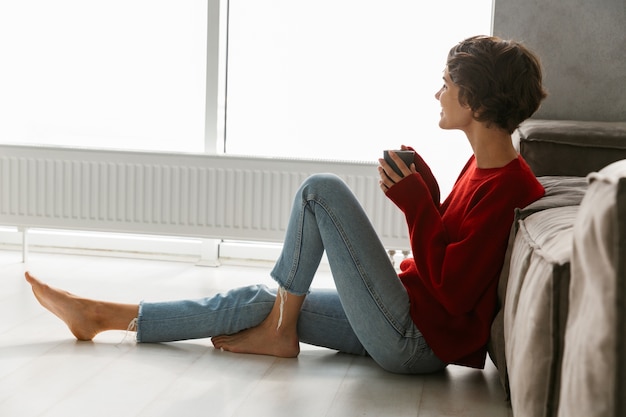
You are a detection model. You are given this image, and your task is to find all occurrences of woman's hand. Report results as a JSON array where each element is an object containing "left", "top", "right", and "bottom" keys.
[{"left": 378, "top": 146, "right": 417, "bottom": 193}]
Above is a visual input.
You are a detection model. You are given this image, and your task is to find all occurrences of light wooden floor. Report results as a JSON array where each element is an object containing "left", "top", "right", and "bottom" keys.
[{"left": 0, "top": 250, "right": 512, "bottom": 417}]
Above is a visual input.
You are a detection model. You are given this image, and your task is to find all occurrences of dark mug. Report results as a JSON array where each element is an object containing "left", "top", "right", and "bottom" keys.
[{"left": 383, "top": 150, "right": 415, "bottom": 176}]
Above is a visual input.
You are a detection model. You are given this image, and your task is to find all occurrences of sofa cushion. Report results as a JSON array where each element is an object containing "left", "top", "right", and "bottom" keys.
[
  {"left": 514, "top": 176, "right": 588, "bottom": 221},
  {"left": 504, "top": 205, "right": 577, "bottom": 417},
  {"left": 557, "top": 159, "right": 626, "bottom": 417},
  {"left": 488, "top": 176, "right": 587, "bottom": 400},
  {"left": 515, "top": 119, "right": 626, "bottom": 177}
]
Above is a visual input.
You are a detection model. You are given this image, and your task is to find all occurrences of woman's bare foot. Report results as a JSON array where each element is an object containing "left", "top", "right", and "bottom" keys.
[
  {"left": 211, "top": 288, "right": 303, "bottom": 358},
  {"left": 25, "top": 272, "right": 102, "bottom": 340},
  {"left": 211, "top": 317, "right": 300, "bottom": 358},
  {"left": 24, "top": 272, "right": 138, "bottom": 341}
]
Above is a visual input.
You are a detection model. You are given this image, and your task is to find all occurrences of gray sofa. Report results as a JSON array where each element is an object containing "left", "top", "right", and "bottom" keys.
[{"left": 488, "top": 119, "right": 626, "bottom": 417}]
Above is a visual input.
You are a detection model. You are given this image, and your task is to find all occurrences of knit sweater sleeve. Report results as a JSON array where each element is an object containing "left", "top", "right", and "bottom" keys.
[
  {"left": 405, "top": 146, "right": 440, "bottom": 208},
  {"left": 385, "top": 173, "right": 457, "bottom": 309}
]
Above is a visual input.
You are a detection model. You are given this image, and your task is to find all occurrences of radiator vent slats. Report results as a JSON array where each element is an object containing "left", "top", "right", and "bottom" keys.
[{"left": 0, "top": 146, "right": 410, "bottom": 249}]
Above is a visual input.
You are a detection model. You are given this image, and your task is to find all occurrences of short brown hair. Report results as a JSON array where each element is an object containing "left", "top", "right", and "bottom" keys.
[{"left": 446, "top": 35, "right": 547, "bottom": 134}]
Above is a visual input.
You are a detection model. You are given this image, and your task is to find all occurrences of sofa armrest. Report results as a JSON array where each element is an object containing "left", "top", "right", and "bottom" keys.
[
  {"left": 488, "top": 176, "right": 587, "bottom": 403},
  {"left": 515, "top": 119, "right": 626, "bottom": 177}
]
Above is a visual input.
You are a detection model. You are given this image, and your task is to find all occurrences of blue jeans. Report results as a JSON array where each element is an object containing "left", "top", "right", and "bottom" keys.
[{"left": 137, "top": 174, "right": 447, "bottom": 374}]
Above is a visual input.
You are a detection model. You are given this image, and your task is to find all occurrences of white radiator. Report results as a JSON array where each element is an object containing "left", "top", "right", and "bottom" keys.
[{"left": 0, "top": 145, "right": 410, "bottom": 252}]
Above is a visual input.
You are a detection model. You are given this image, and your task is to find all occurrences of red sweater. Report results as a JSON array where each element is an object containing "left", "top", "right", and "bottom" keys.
[{"left": 386, "top": 153, "right": 544, "bottom": 368}]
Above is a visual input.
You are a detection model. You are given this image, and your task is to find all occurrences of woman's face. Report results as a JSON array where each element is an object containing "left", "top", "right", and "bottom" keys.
[{"left": 435, "top": 68, "right": 473, "bottom": 131}]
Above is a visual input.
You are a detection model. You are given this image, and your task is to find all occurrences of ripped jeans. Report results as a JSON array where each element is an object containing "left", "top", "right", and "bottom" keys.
[{"left": 137, "top": 174, "right": 447, "bottom": 374}]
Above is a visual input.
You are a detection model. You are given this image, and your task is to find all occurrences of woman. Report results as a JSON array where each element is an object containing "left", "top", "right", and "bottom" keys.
[{"left": 26, "top": 35, "right": 546, "bottom": 374}]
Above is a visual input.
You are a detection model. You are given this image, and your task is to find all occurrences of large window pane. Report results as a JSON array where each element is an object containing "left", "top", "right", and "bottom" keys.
[
  {"left": 226, "top": 0, "right": 493, "bottom": 196},
  {"left": 0, "top": 1, "right": 207, "bottom": 153}
]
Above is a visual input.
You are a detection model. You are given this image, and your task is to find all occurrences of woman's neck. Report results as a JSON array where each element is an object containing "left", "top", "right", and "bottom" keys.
[{"left": 466, "top": 124, "right": 518, "bottom": 169}]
